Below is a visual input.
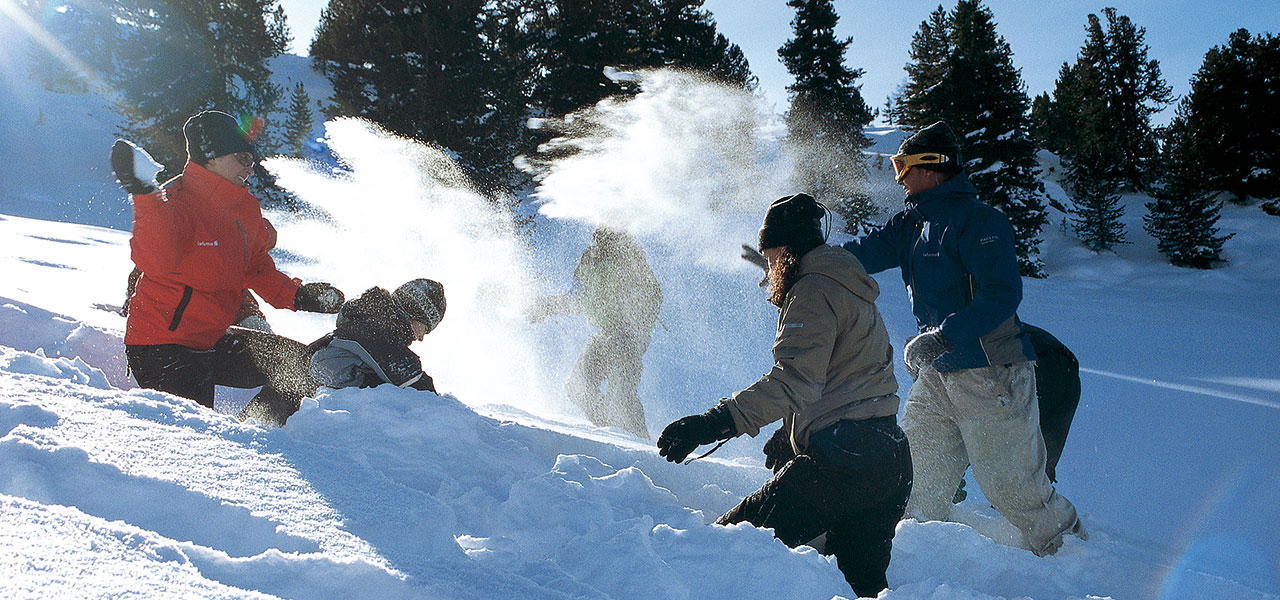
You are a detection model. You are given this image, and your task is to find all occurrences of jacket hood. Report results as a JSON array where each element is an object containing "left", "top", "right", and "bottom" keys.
[
  {"left": 797, "top": 245, "right": 880, "bottom": 304},
  {"left": 175, "top": 160, "right": 256, "bottom": 208},
  {"left": 906, "top": 172, "right": 978, "bottom": 213}
]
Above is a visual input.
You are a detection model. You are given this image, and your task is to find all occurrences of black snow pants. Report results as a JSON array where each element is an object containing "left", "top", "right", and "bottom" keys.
[
  {"left": 717, "top": 416, "right": 912, "bottom": 598},
  {"left": 126, "top": 326, "right": 316, "bottom": 425},
  {"left": 1024, "top": 325, "right": 1081, "bottom": 483}
]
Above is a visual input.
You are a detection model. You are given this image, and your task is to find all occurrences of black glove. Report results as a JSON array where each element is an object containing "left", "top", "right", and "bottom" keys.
[
  {"left": 657, "top": 404, "right": 738, "bottom": 463},
  {"left": 762, "top": 426, "right": 795, "bottom": 473},
  {"left": 904, "top": 329, "right": 953, "bottom": 378},
  {"left": 740, "top": 244, "right": 768, "bottom": 287},
  {"left": 110, "top": 139, "right": 161, "bottom": 195},
  {"left": 294, "top": 282, "right": 345, "bottom": 313}
]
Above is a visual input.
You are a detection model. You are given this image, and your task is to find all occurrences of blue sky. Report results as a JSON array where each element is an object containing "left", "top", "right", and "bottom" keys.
[{"left": 279, "top": 0, "right": 1278, "bottom": 125}]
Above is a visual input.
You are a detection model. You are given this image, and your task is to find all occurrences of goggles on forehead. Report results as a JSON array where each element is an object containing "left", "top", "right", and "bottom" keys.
[{"left": 890, "top": 152, "right": 949, "bottom": 182}]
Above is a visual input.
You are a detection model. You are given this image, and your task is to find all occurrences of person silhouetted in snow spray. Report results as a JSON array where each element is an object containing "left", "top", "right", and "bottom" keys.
[
  {"left": 657, "top": 194, "right": 912, "bottom": 598},
  {"left": 529, "top": 226, "right": 661, "bottom": 438},
  {"left": 309, "top": 278, "right": 446, "bottom": 393},
  {"left": 841, "top": 121, "right": 1085, "bottom": 556},
  {"left": 112, "top": 110, "right": 345, "bottom": 413}
]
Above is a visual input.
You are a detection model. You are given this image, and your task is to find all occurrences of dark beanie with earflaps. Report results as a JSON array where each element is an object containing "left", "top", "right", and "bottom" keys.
[
  {"left": 758, "top": 193, "right": 827, "bottom": 256},
  {"left": 183, "top": 110, "right": 260, "bottom": 165},
  {"left": 898, "top": 121, "right": 963, "bottom": 177}
]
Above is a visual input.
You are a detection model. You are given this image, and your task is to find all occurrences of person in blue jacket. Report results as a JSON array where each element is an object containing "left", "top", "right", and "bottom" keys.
[{"left": 842, "top": 121, "right": 1084, "bottom": 556}]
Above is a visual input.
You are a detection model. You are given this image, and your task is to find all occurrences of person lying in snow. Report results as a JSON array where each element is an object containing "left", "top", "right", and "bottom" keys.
[
  {"left": 235, "top": 279, "right": 448, "bottom": 427},
  {"left": 308, "top": 279, "right": 446, "bottom": 393}
]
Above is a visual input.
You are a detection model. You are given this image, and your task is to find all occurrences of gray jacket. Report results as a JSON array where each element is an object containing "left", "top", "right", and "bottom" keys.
[{"left": 723, "top": 245, "right": 900, "bottom": 451}]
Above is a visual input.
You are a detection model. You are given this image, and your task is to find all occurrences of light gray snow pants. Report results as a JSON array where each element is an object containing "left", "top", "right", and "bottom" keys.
[{"left": 901, "top": 362, "right": 1078, "bottom": 555}]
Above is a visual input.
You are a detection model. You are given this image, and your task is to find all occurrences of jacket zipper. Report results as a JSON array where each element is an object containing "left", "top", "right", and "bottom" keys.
[
  {"left": 168, "top": 285, "right": 194, "bottom": 331},
  {"left": 908, "top": 217, "right": 936, "bottom": 328},
  {"left": 236, "top": 220, "right": 249, "bottom": 269}
]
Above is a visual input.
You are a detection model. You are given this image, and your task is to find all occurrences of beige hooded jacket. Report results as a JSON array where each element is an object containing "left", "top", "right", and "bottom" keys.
[{"left": 723, "top": 245, "right": 899, "bottom": 452}]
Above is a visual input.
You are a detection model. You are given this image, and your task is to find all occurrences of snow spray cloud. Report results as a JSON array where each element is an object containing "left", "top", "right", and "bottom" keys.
[
  {"left": 525, "top": 69, "right": 835, "bottom": 435},
  {"left": 529, "top": 69, "right": 796, "bottom": 271},
  {"left": 263, "top": 118, "right": 552, "bottom": 414}
]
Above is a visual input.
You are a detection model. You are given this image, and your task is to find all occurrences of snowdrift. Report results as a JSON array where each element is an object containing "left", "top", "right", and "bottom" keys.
[{"left": 3, "top": 210, "right": 1279, "bottom": 599}]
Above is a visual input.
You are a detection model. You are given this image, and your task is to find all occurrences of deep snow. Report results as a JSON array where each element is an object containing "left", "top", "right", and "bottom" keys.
[{"left": 1, "top": 56, "right": 1278, "bottom": 599}]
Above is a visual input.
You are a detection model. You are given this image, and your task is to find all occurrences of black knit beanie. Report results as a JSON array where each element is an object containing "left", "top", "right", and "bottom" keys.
[
  {"left": 183, "top": 110, "right": 259, "bottom": 165},
  {"left": 393, "top": 278, "right": 447, "bottom": 333},
  {"left": 758, "top": 193, "right": 826, "bottom": 254},
  {"left": 898, "top": 121, "right": 963, "bottom": 177}
]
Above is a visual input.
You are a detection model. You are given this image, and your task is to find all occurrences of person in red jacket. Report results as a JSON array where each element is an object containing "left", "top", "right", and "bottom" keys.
[{"left": 111, "top": 110, "right": 344, "bottom": 409}]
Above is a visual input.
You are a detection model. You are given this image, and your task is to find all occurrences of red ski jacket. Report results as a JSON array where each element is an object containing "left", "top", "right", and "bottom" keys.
[{"left": 125, "top": 161, "right": 300, "bottom": 349}]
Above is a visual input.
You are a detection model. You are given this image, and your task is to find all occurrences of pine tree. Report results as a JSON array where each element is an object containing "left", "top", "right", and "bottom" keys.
[
  {"left": 281, "top": 82, "right": 312, "bottom": 157},
  {"left": 1144, "top": 114, "right": 1233, "bottom": 268},
  {"left": 778, "top": 0, "right": 877, "bottom": 234},
  {"left": 1179, "top": 29, "right": 1280, "bottom": 204},
  {"left": 947, "top": 0, "right": 1046, "bottom": 275},
  {"left": 311, "top": 0, "right": 495, "bottom": 180},
  {"left": 890, "top": 1, "right": 1047, "bottom": 275},
  {"left": 530, "top": 0, "right": 656, "bottom": 117},
  {"left": 1044, "top": 9, "right": 1171, "bottom": 190},
  {"left": 652, "top": 0, "right": 755, "bottom": 89},
  {"left": 887, "top": 5, "right": 951, "bottom": 127},
  {"left": 1067, "top": 156, "right": 1127, "bottom": 252},
  {"left": 529, "top": 0, "right": 753, "bottom": 116},
  {"left": 111, "top": 0, "right": 289, "bottom": 175}
]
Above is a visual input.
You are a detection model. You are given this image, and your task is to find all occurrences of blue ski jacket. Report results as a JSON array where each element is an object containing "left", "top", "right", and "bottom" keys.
[{"left": 842, "top": 174, "right": 1035, "bottom": 372}]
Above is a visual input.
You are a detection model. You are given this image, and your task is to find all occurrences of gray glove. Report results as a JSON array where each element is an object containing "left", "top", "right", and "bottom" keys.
[
  {"left": 904, "top": 329, "right": 952, "bottom": 378},
  {"left": 740, "top": 244, "right": 768, "bottom": 287}
]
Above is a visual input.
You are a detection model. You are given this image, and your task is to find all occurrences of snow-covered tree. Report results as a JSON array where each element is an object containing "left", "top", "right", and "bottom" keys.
[
  {"left": 1179, "top": 29, "right": 1280, "bottom": 205},
  {"left": 778, "top": 0, "right": 877, "bottom": 234},
  {"left": 1068, "top": 157, "right": 1127, "bottom": 252},
  {"left": 281, "top": 82, "right": 312, "bottom": 157},
  {"left": 1044, "top": 9, "right": 1172, "bottom": 190},
  {"left": 1143, "top": 114, "right": 1233, "bottom": 268},
  {"left": 311, "top": 0, "right": 494, "bottom": 177},
  {"left": 886, "top": 5, "right": 951, "bottom": 128}
]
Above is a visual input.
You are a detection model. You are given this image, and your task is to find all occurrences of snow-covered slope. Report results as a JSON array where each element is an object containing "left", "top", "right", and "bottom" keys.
[{"left": 3, "top": 194, "right": 1279, "bottom": 600}]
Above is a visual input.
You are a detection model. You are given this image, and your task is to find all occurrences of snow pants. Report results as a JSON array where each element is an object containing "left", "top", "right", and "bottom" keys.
[
  {"left": 127, "top": 327, "right": 315, "bottom": 425},
  {"left": 566, "top": 327, "right": 650, "bottom": 438},
  {"left": 902, "top": 362, "right": 1079, "bottom": 555},
  {"left": 717, "top": 417, "right": 912, "bottom": 598}
]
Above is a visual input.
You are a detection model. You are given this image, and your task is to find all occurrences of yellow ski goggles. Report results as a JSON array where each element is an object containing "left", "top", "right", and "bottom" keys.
[{"left": 890, "top": 152, "right": 950, "bottom": 182}]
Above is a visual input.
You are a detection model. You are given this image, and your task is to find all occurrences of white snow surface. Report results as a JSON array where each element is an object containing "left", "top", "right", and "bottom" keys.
[{"left": 2, "top": 60, "right": 1279, "bottom": 599}]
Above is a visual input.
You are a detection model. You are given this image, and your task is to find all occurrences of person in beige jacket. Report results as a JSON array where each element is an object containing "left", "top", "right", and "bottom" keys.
[{"left": 656, "top": 193, "right": 912, "bottom": 598}]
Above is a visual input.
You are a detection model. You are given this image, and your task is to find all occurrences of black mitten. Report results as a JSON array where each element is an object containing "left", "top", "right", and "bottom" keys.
[
  {"left": 762, "top": 426, "right": 795, "bottom": 472},
  {"left": 294, "top": 282, "right": 345, "bottom": 313},
  {"left": 904, "top": 329, "right": 953, "bottom": 376},
  {"left": 657, "top": 404, "right": 738, "bottom": 463},
  {"left": 110, "top": 139, "right": 161, "bottom": 195}
]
